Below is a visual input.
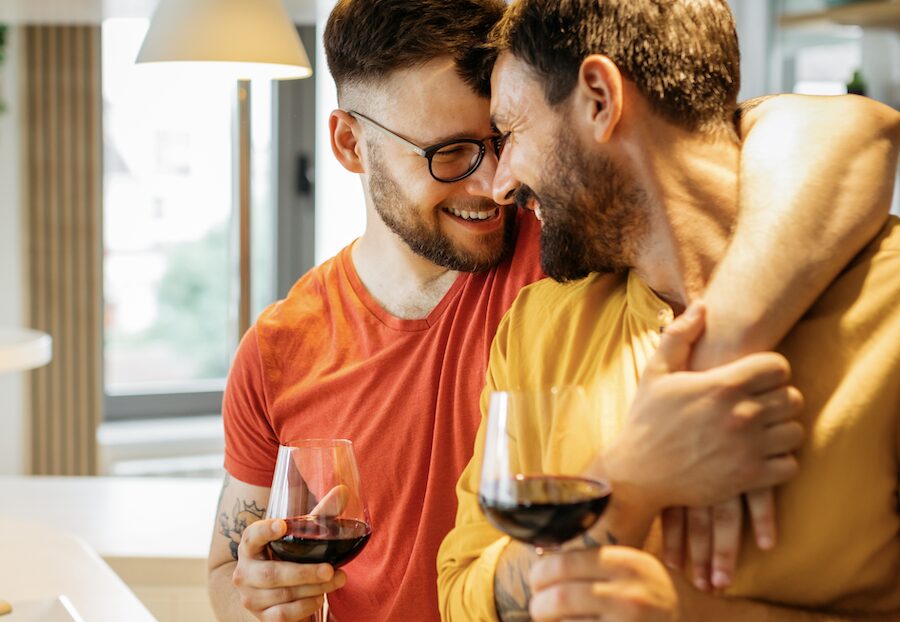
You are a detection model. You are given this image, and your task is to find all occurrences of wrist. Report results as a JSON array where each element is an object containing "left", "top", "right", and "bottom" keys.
[
  {"left": 595, "top": 444, "right": 663, "bottom": 547},
  {"left": 602, "top": 440, "right": 665, "bottom": 516}
]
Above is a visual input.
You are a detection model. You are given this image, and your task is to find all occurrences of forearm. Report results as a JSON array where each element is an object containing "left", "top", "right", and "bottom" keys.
[
  {"left": 209, "top": 563, "right": 256, "bottom": 622},
  {"left": 494, "top": 541, "right": 538, "bottom": 622},
  {"left": 696, "top": 95, "right": 900, "bottom": 370}
]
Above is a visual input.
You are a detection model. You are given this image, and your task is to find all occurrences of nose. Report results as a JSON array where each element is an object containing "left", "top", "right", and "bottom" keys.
[
  {"left": 491, "top": 148, "right": 519, "bottom": 206},
  {"left": 461, "top": 146, "right": 498, "bottom": 199}
]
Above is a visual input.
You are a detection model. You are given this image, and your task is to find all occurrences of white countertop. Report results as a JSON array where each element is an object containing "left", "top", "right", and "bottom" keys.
[
  {"left": 0, "top": 517, "right": 156, "bottom": 621},
  {"left": 0, "top": 476, "right": 223, "bottom": 588},
  {"left": 0, "top": 328, "right": 52, "bottom": 374}
]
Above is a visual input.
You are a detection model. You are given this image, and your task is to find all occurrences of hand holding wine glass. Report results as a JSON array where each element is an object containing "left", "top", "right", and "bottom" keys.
[
  {"left": 233, "top": 518, "right": 345, "bottom": 622},
  {"left": 231, "top": 440, "right": 371, "bottom": 622},
  {"left": 478, "top": 387, "right": 611, "bottom": 555}
]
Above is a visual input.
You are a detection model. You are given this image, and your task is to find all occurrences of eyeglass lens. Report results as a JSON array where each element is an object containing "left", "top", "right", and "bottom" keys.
[{"left": 430, "top": 142, "right": 484, "bottom": 182}]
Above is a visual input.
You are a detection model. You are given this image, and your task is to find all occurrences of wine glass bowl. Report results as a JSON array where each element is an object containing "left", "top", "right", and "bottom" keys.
[
  {"left": 480, "top": 474, "right": 611, "bottom": 549},
  {"left": 266, "top": 440, "right": 372, "bottom": 568},
  {"left": 478, "top": 387, "right": 611, "bottom": 552}
]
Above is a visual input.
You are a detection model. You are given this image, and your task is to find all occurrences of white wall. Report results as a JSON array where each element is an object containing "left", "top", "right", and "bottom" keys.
[
  {"left": 728, "top": 0, "right": 773, "bottom": 102},
  {"left": 0, "top": 26, "right": 27, "bottom": 474},
  {"left": 313, "top": 0, "right": 365, "bottom": 265},
  {"left": 728, "top": 0, "right": 900, "bottom": 216}
]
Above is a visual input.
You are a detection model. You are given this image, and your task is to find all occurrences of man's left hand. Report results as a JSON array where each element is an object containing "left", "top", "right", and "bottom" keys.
[{"left": 529, "top": 546, "right": 695, "bottom": 622}]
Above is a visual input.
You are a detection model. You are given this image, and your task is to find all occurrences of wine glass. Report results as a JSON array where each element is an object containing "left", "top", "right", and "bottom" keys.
[
  {"left": 478, "top": 387, "right": 611, "bottom": 554},
  {"left": 266, "top": 440, "right": 372, "bottom": 620}
]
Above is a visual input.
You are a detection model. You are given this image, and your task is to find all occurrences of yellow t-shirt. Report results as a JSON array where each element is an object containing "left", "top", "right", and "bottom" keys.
[{"left": 437, "top": 219, "right": 900, "bottom": 620}]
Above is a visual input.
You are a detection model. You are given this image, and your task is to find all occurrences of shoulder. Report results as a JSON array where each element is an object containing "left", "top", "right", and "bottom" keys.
[
  {"left": 251, "top": 247, "right": 355, "bottom": 367},
  {"left": 864, "top": 216, "right": 900, "bottom": 257},
  {"left": 798, "top": 217, "right": 900, "bottom": 335},
  {"left": 257, "top": 250, "right": 348, "bottom": 332}
]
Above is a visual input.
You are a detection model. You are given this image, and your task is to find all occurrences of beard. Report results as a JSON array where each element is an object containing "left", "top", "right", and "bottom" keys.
[
  {"left": 367, "top": 147, "right": 517, "bottom": 273},
  {"left": 527, "top": 128, "right": 650, "bottom": 282}
]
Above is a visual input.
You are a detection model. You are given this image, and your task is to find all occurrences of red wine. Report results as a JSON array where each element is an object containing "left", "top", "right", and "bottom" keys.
[
  {"left": 479, "top": 475, "right": 611, "bottom": 548},
  {"left": 269, "top": 516, "right": 371, "bottom": 567}
]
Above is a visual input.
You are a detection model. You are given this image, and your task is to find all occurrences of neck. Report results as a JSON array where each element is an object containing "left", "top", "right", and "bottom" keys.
[
  {"left": 626, "top": 120, "right": 740, "bottom": 311},
  {"left": 352, "top": 202, "right": 459, "bottom": 320}
]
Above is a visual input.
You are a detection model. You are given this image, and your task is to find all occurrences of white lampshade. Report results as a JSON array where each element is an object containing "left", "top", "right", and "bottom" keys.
[
  {"left": 136, "top": 0, "right": 313, "bottom": 80},
  {"left": 0, "top": 328, "right": 52, "bottom": 374}
]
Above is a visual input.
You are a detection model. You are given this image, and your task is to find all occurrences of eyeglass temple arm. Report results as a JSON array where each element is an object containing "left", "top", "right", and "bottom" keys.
[{"left": 346, "top": 110, "right": 427, "bottom": 157}]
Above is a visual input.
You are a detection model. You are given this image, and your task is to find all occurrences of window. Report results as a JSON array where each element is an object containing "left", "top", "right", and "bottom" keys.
[
  {"left": 771, "top": 0, "right": 900, "bottom": 215},
  {"left": 102, "top": 18, "right": 275, "bottom": 419}
]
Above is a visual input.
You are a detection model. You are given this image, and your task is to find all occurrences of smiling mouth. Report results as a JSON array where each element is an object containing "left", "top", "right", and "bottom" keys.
[{"left": 442, "top": 206, "right": 500, "bottom": 221}]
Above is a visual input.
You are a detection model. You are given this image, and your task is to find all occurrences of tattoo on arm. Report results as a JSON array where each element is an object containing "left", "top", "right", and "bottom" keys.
[
  {"left": 494, "top": 545, "right": 536, "bottom": 622},
  {"left": 582, "top": 529, "right": 618, "bottom": 548},
  {"left": 217, "top": 475, "right": 267, "bottom": 561}
]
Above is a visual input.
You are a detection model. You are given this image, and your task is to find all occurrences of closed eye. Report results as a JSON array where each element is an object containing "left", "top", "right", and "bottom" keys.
[{"left": 491, "top": 132, "right": 511, "bottom": 158}]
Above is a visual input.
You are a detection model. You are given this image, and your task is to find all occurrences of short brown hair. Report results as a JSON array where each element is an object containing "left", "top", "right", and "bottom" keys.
[
  {"left": 324, "top": 0, "right": 505, "bottom": 100},
  {"left": 492, "top": 0, "right": 741, "bottom": 131}
]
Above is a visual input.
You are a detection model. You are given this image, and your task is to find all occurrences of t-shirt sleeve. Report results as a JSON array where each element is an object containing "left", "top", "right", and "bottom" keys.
[
  {"left": 222, "top": 325, "right": 280, "bottom": 487},
  {"left": 437, "top": 310, "right": 515, "bottom": 622}
]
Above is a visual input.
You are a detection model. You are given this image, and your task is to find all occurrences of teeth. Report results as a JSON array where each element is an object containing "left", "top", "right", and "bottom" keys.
[
  {"left": 535, "top": 206, "right": 543, "bottom": 222},
  {"left": 444, "top": 207, "right": 498, "bottom": 221}
]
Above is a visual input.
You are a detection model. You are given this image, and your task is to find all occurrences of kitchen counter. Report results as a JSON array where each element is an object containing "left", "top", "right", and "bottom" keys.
[
  {"left": 0, "top": 517, "right": 155, "bottom": 621},
  {"left": 0, "top": 476, "right": 223, "bottom": 621}
]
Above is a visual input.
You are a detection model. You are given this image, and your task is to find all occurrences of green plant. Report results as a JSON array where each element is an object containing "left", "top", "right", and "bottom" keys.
[{"left": 0, "top": 24, "right": 7, "bottom": 63}]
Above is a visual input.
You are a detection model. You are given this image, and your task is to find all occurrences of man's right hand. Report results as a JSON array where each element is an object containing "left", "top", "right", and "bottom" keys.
[
  {"left": 603, "top": 301, "right": 805, "bottom": 514},
  {"left": 231, "top": 518, "right": 347, "bottom": 621}
]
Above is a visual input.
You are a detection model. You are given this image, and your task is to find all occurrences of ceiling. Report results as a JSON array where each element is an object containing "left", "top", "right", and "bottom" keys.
[{"left": 0, "top": 0, "right": 321, "bottom": 25}]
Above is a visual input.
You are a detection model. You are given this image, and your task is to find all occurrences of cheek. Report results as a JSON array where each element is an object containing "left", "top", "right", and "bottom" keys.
[{"left": 408, "top": 179, "right": 456, "bottom": 214}]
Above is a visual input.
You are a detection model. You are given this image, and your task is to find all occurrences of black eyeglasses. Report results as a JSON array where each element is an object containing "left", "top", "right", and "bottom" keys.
[{"left": 347, "top": 110, "right": 507, "bottom": 183}]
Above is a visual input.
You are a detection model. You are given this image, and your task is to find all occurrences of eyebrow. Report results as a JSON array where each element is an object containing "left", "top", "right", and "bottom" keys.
[{"left": 423, "top": 127, "right": 499, "bottom": 145}]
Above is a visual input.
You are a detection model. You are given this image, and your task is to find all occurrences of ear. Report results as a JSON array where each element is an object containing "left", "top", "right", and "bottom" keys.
[
  {"left": 575, "top": 55, "right": 624, "bottom": 144},
  {"left": 330, "top": 109, "right": 365, "bottom": 174}
]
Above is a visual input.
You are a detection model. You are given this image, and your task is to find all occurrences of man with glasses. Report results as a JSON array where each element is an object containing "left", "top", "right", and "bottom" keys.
[{"left": 206, "top": 1, "right": 898, "bottom": 621}]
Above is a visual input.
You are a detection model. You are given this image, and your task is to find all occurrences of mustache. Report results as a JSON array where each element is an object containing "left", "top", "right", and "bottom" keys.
[{"left": 514, "top": 185, "right": 537, "bottom": 211}]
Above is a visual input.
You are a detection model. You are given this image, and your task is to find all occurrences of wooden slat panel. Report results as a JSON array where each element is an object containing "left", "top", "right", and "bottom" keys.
[
  {"left": 86, "top": 26, "right": 103, "bottom": 475},
  {"left": 60, "top": 25, "right": 74, "bottom": 474},
  {"left": 25, "top": 25, "right": 46, "bottom": 475},
  {"left": 73, "top": 26, "right": 88, "bottom": 476},
  {"left": 48, "top": 24, "right": 61, "bottom": 474},
  {"left": 24, "top": 25, "right": 102, "bottom": 476}
]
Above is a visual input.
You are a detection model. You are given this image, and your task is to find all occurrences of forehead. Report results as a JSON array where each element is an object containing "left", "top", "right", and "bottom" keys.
[
  {"left": 376, "top": 57, "right": 490, "bottom": 138},
  {"left": 489, "top": 52, "right": 544, "bottom": 126}
]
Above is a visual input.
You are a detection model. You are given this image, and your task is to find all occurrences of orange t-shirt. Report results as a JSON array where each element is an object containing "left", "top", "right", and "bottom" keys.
[{"left": 223, "top": 210, "right": 543, "bottom": 621}]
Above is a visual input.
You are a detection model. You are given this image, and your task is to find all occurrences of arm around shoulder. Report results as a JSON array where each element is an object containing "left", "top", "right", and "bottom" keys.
[{"left": 696, "top": 94, "right": 900, "bottom": 370}]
